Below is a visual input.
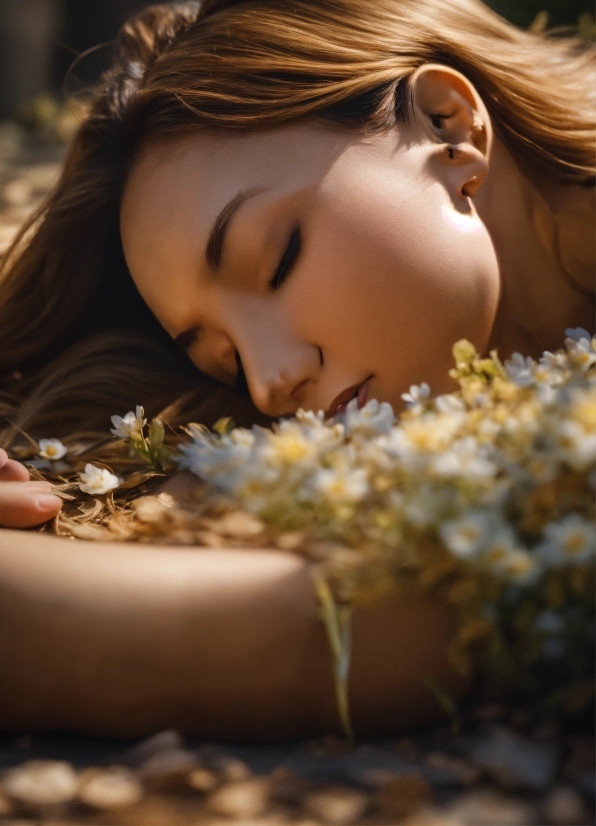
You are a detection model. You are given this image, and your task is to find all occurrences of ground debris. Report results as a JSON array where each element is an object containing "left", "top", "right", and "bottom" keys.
[
  {"left": 0, "top": 718, "right": 591, "bottom": 826},
  {"left": 77, "top": 766, "right": 143, "bottom": 810},
  {"left": 466, "top": 724, "right": 558, "bottom": 792}
]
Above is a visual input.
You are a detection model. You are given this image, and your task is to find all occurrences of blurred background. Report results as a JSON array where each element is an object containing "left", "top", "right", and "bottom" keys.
[{"left": 0, "top": 0, "right": 594, "bottom": 120}]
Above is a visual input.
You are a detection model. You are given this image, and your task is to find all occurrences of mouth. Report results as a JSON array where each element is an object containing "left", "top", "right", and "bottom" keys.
[{"left": 327, "top": 376, "right": 372, "bottom": 418}]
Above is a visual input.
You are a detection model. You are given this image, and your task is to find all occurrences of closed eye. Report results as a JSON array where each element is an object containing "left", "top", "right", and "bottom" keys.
[{"left": 268, "top": 225, "right": 301, "bottom": 291}]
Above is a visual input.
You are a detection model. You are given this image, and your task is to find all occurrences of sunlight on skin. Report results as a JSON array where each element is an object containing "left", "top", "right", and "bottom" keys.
[{"left": 0, "top": 449, "right": 62, "bottom": 529}]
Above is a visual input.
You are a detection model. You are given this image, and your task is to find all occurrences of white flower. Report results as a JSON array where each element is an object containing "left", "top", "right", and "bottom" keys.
[
  {"left": 434, "top": 394, "right": 465, "bottom": 414},
  {"left": 498, "top": 549, "right": 541, "bottom": 586},
  {"left": 554, "top": 419, "right": 596, "bottom": 472},
  {"left": 264, "top": 417, "right": 340, "bottom": 465},
  {"left": 401, "top": 383, "right": 431, "bottom": 409},
  {"left": 505, "top": 353, "right": 535, "bottom": 387},
  {"left": 110, "top": 406, "right": 147, "bottom": 439},
  {"left": 432, "top": 436, "right": 496, "bottom": 480},
  {"left": 389, "top": 411, "right": 464, "bottom": 459},
  {"left": 342, "top": 398, "right": 395, "bottom": 436},
  {"left": 439, "top": 510, "right": 492, "bottom": 559},
  {"left": 537, "top": 514, "right": 596, "bottom": 568},
  {"left": 482, "top": 528, "right": 541, "bottom": 585},
  {"left": 310, "top": 466, "right": 369, "bottom": 504},
  {"left": 78, "top": 464, "right": 121, "bottom": 495},
  {"left": 539, "top": 350, "right": 568, "bottom": 371},
  {"left": 295, "top": 408, "right": 327, "bottom": 428},
  {"left": 38, "top": 438, "right": 67, "bottom": 461},
  {"left": 177, "top": 427, "right": 255, "bottom": 485},
  {"left": 565, "top": 329, "right": 596, "bottom": 372},
  {"left": 565, "top": 327, "right": 593, "bottom": 344}
]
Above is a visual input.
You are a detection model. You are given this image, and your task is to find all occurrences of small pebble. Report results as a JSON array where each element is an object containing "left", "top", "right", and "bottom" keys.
[
  {"left": 2, "top": 760, "right": 78, "bottom": 806},
  {"left": 304, "top": 786, "right": 369, "bottom": 825},
  {"left": 448, "top": 789, "right": 538, "bottom": 826},
  {"left": 424, "top": 751, "right": 480, "bottom": 785},
  {"left": 469, "top": 725, "right": 558, "bottom": 792},
  {"left": 214, "top": 755, "right": 253, "bottom": 782},
  {"left": 188, "top": 767, "right": 219, "bottom": 793},
  {"left": 207, "top": 777, "right": 270, "bottom": 819},
  {"left": 375, "top": 773, "right": 433, "bottom": 820},
  {"left": 543, "top": 785, "right": 590, "bottom": 825},
  {"left": 139, "top": 747, "right": 198, "bottom": 790},
  {"left": 78, "top": 766, "right": 143, "bottom": 810},
  {"left": 215, "top": 510, "right": 265, "bottom": 538},
  {"left": 122, "top": 728, "right": 184, "bottom": 767},
  {"left": 269, "top": 767, "right": 311, "bottom": 805}
]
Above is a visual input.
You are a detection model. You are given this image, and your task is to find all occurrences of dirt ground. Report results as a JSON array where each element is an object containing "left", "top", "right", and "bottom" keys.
[{"left": 0, "top": 122, "right": 594, "bottom": 826}]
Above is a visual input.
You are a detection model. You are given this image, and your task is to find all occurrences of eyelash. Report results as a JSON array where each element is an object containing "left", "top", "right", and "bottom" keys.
[
  {"left": 268, "top": 225, "right": 301, "bottom": 291},
  {"left": 175, "top": 227, "right": 300, "bottom": 358}
]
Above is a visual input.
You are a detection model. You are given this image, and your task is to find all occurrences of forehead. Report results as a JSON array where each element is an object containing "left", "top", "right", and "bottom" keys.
[
  {"left": 119, "top": 124, "right": 359, "bottom": 327},
  {"left": 120, "top": 124, "right": 352, "bottom": 244}
]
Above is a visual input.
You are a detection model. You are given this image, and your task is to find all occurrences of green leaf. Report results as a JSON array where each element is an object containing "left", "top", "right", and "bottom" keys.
[
  {"left": 213, "top": 417, "right": 236, "bottom": 437},
  {"left": 149, "top": 416, "right": 165, "bottom": 451}
]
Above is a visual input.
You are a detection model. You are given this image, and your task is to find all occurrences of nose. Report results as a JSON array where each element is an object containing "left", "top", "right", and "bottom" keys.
[
  {"left": 229, "top": 300, "right": 321, "bottom": 417},
  {"left": 241, "top": 339, "right": 319, "bottom": 417}
]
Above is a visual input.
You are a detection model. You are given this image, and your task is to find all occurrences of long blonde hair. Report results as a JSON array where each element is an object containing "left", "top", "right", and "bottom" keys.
[{"left": 0, "top": 0, "right": 594, "bottom": 445}]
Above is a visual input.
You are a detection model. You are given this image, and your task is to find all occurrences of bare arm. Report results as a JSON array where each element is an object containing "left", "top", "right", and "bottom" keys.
[{"left": 0, "top": 529, "right": 468, "bottom": 740}]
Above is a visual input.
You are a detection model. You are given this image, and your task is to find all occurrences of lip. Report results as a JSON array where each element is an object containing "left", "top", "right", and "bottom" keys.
[{"left": 327, "top": 376, "right": 372, "bottom": 418}]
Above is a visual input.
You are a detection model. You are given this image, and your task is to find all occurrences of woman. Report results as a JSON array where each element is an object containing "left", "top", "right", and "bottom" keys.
[{"left": 0, "top": 0, "right": 593, "bottom": 737}]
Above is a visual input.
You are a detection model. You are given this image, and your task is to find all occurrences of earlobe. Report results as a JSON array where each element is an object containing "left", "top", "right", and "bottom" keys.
[{"left": 409, "top": 64, "right": 492, "bottom": 158}]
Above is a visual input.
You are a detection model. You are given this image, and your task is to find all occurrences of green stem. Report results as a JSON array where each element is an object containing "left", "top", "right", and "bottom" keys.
[{"left": 314, "top": 576, "right": 354, "bottom": 741}]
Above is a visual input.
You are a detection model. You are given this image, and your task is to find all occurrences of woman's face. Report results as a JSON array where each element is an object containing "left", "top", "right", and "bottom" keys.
[{"left": 121, "top": 121, "right": 500, "bottom": 418}]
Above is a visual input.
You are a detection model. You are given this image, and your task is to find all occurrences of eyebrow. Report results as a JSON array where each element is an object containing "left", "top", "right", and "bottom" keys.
[
  {"left": 173, "top": 187, "right": 265, "bottom": 351},
  {"left": 205, "top": 186, "right": 264, "bottom": 270}
]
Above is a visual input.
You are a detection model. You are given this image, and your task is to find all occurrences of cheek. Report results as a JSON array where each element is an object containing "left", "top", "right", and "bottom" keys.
[{"left": 286, "top": 181, "right": 499, "bottom": 388}]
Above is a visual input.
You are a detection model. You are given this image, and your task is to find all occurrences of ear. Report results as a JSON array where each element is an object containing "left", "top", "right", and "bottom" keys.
[{"left": 409, "top": 64, "right": 492, "bottom": 158}]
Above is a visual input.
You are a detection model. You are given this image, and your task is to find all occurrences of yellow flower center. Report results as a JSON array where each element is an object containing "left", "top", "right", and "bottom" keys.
[
  {"left": 272, "top": 434, "right": 314, "bottom": 464},
  {"left": 486, "top": 544, "right": 508, "bottom": 563},
  {"left": 506, "top": 556, "right": 532, "bottom": 576},
  {"left": 564, "top": 531, "right": 586, "bottom": 556}
]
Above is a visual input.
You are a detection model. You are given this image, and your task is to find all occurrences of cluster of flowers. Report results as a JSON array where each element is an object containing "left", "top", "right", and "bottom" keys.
[
  {"left": 176, "top": 330, "right": 595, "bottom": 688},
  {"left": 30, "top": 330, "right": 594, "bottom": 710},
  {"left": 29, "top": 406, "right": 166, "bottom": 495}
]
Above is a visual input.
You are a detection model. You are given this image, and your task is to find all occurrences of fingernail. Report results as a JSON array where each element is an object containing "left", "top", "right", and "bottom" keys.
[{"left": 36, "top": 495, "right": 61, "bottom": 511}]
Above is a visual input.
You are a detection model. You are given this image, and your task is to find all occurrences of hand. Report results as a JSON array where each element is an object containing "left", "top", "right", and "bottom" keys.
[{"left": 0, "top": 449, "right": 62, "bottom": 529}]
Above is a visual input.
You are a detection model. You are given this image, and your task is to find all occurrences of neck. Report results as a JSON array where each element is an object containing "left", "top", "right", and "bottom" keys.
[{"left": 475, "top": 137, "right": 594, "bottom": 361}]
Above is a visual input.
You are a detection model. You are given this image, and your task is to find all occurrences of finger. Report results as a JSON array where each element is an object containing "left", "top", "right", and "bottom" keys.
[
  {"left": 0, "top": 483, "right": 62, "bottom": 529},
  {"left": 21, "top": 481, "right": 53, "bottom": 492},
  {"left": 0, "top": 449, "right": 7, "bottom": 470},
  {"left": 0, "top": 458, "right": 30, "bottom": 483}
]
